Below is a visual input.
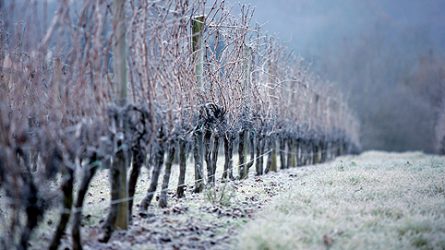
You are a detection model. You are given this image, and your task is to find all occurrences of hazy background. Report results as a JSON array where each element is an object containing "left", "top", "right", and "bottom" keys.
[{"left": 233, "top": 0, "right": 445, "bottom": 153}]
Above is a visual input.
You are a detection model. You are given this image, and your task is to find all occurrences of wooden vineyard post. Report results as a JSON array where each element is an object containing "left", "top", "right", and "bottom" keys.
[
  {"left": 266, "top": 137, "right": 278, "bottom": 172},
  {"left": 239, "top": 45, "right": 252, "bottom": 179},
  {"left": 192, "top": 15, "right": 205, "bottom": 92},
  {"left": 267, "top": 42, "right": 278, "bottom": 172},
  {"left": 296, "top": 138, "right": 303, "bottom": 166},
  {"left": 113, "top": 0, "right": 128, "bottom": 106},
  {"left": 191, "top": 15, "right": 206, "bottom": 192},
  {"left": 270, "top": 139, "right": 278, "bottom": 171},
  {"left": 314, "top": 94, "right": 320, "bottom": 164},
  {"left": 286, "top": 139, "right": 296, "bottom": 168},
  {"left": 112, "top": 149, "right": 129, "bottom": 229},
  {"left": 279, "top": 136, "right": 287, "bottom": 169},
  {"left": 111, "top": 0, "right": 129, "bottom": 231}
]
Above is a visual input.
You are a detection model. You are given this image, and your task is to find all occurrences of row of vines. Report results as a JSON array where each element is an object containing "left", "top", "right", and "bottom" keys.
[{"left": 0, "top": 0, "right": 360, "bottom": 249}]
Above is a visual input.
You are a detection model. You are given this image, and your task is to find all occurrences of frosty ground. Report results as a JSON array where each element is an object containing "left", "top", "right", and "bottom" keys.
[
  {"left": 5, "top": 151, "right": 444, "bottom": 249},
  {"left": 238, "top": 151, "right": 445, "bottom": 250}
]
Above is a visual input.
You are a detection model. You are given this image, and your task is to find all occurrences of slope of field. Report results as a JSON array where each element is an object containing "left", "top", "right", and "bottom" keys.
[{"left": 237, "top": 151, "right": 445, "bottom": 250}]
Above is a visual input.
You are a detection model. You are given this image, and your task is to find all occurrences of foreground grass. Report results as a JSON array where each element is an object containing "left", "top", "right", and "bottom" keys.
[{"left": 237, "top": 151, "right": 445, "bottom": 250}]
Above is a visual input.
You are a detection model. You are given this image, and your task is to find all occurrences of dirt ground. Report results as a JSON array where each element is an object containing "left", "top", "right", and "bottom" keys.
[
  {"left": 22, "top": 153, "right": 318, "bottom": 250},
  {"left": 3, "top": 151, "right": 444, "bottom": 249}
]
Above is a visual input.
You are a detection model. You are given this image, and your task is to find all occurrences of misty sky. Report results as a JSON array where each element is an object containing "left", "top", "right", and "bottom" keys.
[
  {"left": 234, "top": 0, "right": 445, "bottom": 63},
  {"left": 232, "top": 0, "right": 445, "bottom": 152}
]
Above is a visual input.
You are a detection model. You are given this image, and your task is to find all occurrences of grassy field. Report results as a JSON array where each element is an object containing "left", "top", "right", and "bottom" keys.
[{"left": 236, "top": 151, "right": 445, "bottom": 250}]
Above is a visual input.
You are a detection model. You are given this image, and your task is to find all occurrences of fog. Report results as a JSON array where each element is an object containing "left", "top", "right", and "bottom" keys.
[{"left": 233, "top": 0, "right": 445, "bottom": 152}]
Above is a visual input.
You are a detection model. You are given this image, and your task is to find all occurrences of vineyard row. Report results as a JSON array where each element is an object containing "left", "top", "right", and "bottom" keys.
[{"left": 0, "top": 1, "right": 360, "bottom": 249}]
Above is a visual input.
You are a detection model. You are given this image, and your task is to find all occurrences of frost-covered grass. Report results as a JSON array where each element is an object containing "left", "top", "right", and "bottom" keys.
[
  {"left": 3, "top": 151, "right": 444, "bottom": 249},
  {"left": 237, "top": 151, "right": 445, "bottom": 250}
]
